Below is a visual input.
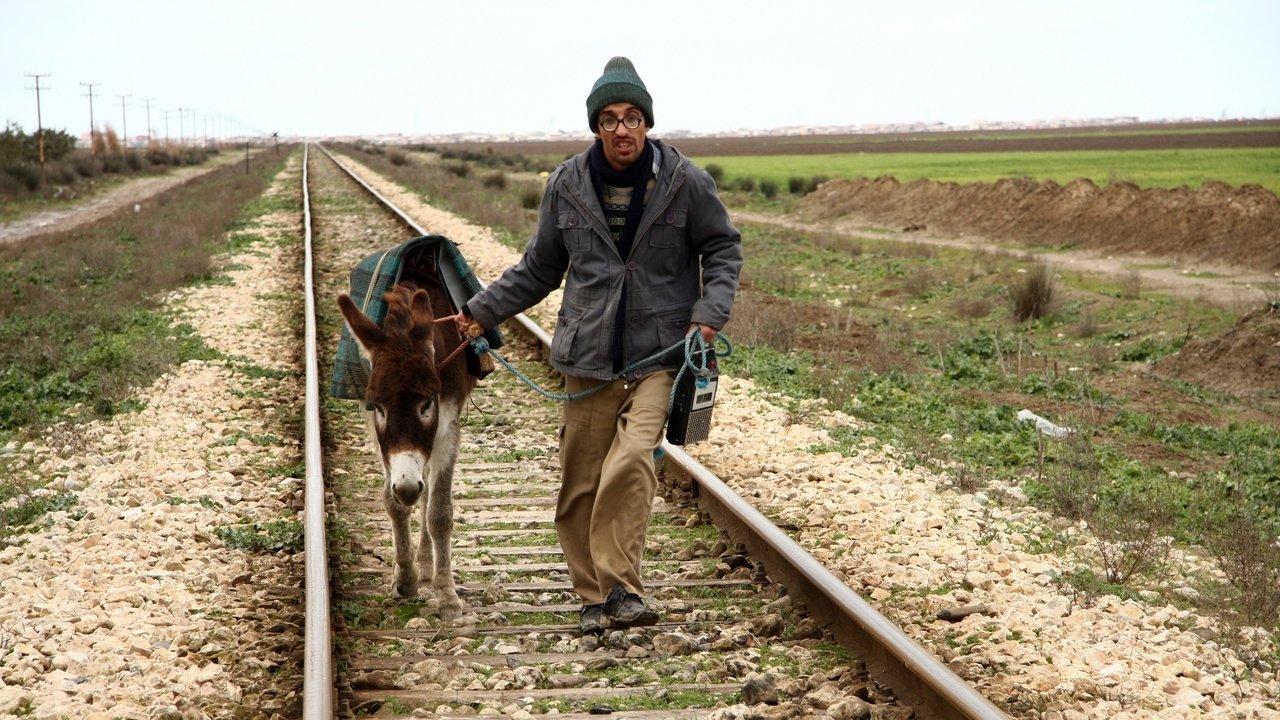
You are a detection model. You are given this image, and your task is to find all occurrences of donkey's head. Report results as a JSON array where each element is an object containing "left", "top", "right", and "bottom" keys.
[{"left": 338, "top": 284, "right": 445, "bottom": 507}]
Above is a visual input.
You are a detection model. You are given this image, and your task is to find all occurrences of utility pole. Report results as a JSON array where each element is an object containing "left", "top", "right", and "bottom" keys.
[
  {"left": 177, "top": 107, "right": 184, "bottom": 146},
  {"left": 141, "top": 97, "right": 155, "bottom": 143},
  {"left": 116, "top": 94, "right": 131, "bottom": 152},
  {"left": 165, "top": 109, "right": 177, "bottom": 144},
  {"left": 24, "top": 72, "right": 50, "bottom": 183},
  {"left": 81, "top": 81, "right": 101, "bottom": 156}
]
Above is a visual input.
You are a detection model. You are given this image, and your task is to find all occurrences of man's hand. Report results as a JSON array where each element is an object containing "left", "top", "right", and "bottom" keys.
[
  {"left": 450, "top": 312, "right": 484, "bottom": 339},
  {"left": 687, "top": 323, "right": 717, "bottom": 345}
]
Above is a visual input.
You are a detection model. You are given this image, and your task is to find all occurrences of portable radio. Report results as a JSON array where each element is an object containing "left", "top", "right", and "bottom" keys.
[{"left": 666, "top": 348, "right": 718, "bottom": 445}]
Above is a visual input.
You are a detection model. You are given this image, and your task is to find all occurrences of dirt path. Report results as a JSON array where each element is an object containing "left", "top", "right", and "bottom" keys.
[
  {"left": 732, "top": 209, "right": 1278, "bottom": 309},
  {"left": 0, "top": 151, "right": 258, "bottom": 246}
]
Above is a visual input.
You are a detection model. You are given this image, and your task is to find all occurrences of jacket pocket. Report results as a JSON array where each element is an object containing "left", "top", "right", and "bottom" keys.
[
  {"left": 654, "top": 307, "right": 692, "bottom": 360},
  {"left": 558, "top": 211, "right": 593, "bottom": 253},
  {"left": 648, "top": 207, "right": 687, "bottom": 248},
  {"left": 552, "top": 306, "right": 586, "bottom": 366}
]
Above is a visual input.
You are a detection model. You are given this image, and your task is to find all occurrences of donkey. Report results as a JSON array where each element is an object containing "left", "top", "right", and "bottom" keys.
[{"left": 337, "top": 281, "right": 476, "bottom": 619}]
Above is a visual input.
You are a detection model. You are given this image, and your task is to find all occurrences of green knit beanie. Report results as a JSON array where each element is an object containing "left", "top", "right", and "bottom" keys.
[{"left": 586, "top": 56, "right": 654, "bottom": 132}]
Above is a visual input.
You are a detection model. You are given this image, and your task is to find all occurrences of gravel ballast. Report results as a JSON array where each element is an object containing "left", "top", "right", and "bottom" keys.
[{"left": 0, "top": 149, "right": 1274, "bottom": 719}]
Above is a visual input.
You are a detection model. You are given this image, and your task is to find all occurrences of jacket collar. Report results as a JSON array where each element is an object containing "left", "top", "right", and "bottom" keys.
[{"left": 566, "top": 138, "right": 683, "bottom": 197}]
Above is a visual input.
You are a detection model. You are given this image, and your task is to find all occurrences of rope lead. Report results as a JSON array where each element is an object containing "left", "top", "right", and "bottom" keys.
[{"left": 469, "top": 330, "right": 732, "bottom": 415}]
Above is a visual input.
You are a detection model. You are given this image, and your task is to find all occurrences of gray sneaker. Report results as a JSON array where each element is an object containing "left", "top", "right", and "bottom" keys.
[
  {"left": 579, "top": 603, "right": 605, "bottom": 636},
  {"left": 603, "top": 583, "right": 658, "bottom": 628}
]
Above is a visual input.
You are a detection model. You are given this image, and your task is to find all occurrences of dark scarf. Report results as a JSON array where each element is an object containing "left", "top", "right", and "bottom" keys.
[
  {"left": 589, "top": 139, "right": 654, "bottom": 369},
  {"left": 589, "top": 139, "right": 653, "bottom": 260}
]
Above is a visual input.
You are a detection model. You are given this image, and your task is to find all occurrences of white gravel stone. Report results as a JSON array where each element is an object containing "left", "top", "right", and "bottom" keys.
[
  {"left": 0, "top": 159, "right": 306, "bottom": 716},
  {"left": 207, "top": 150, "right": 1280, "bottom": 719}
]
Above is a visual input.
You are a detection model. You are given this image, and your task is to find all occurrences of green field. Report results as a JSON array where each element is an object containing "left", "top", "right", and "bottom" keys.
[{"left": 692, "top": 147, "right": 1280, "bottom": 194}]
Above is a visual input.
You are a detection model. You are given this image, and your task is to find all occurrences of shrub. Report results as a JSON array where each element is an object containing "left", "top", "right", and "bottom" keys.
[
  {"left": 102, "top": 155, "right": 125, "bottom": 174},
  {"left": 1009, "top": 261, "right": 1056, "bottom": 321},
  {"left": 1119, "top": 267, "right": 1142, "bottom": 299},
  {"left": 446, "top": 162, "right": 470, "bottom": 178},
  {"left": 1073, "top": 307, "right": 1099, "bottom": 338},
  {"left": 723, "top": 291, "right": 795, "bottom": 353},
  {"left": 482, "top": 171, "right": 507, "bottom": 190},
  {"left": 1039, "top": 423, "right": 1102, "bottom": 521},
  {"left": 387, "top": 149, "right": 408, "bottom": 166},
  {"left": 2, "top": 163, "right": 40, "bottom": 192},
  {"left": 759, "top": 179, "right": 779, "bottom": 199},
  {"left": 50, "top": 162, "right": 77, "bottom": 184},
  {"left": 1089, "top": 486, "right": 1174, "bottom": 584},
  {"left": 73, "top": 157, "right": 100, "bottom": 178},
  {"left": 805, "top": 175, "right": 829, "bottom": 194},
  {"left": 124, "top": 153, "right": 143, "bottom": 172},
  {"left": 704, "top": 163, "right": 724, "bottom": 184},
  {"left": 146, "top": 146, "right": 171, "bottom": 166},
  {"left": 1205, "top": 510, "right": 1280, "bottom": 629},
  {"left": 902, "top": 269, "right": 934, "bottom": 298},
  {"left": 520, "top": 188, "right": 541, "bottom": 210},
  {"left": 735, "top": 177, "right": 755, "bottom": 192},
  {"left": 788, "top": 176, "right": 807, "bottom": 194},
  {"left": 951, "top": 296, "right": 993, "bottom": 320},
  {"left": 104, "top": 126, "right": 121, "bottom": 154}
]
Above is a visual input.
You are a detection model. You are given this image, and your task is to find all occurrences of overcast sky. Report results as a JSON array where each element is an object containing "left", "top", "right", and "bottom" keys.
[{"left": 2, "top": 0, "right": 1277, "bottom": 141}]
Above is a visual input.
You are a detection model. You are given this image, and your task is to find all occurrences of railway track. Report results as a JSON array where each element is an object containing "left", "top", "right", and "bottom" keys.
[{"left": 301, "top": 143, "right": 1008, "bottom": 719}]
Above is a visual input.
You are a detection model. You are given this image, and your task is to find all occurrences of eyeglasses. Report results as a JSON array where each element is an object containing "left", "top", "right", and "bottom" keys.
[{"left": 598, "top": 113, "right": 644, "bottom": 132}]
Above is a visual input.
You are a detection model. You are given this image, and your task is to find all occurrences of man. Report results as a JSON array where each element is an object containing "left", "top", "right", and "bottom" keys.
[{"left": 456, "top": 56, "right": 742, "bottom": 635}]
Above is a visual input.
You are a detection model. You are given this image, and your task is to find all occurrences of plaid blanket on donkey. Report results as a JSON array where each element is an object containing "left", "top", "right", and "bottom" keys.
[{"left": 329, "top": 234, "right": 503, "bottom": 400}]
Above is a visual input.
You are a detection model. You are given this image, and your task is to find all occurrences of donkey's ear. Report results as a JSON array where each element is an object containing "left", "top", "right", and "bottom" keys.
[
  {"left": 408, "top": 289, "right": 435, "bottom": 325},
  {"left": 407, "top": 289, "right": 437, "bottom": 360},
  {"left": 337, "top": 293, "right": 385, "bottom": 357}
]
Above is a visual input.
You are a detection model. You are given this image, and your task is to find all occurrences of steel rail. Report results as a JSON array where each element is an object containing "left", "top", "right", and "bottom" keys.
[
  {"left": 662, "top": 445, "right": 1009, "bottom": 720},
  {"left": 315, "top": 142, "right": 552, "bottom": 350},
  {"left": 301, "top": 143, "right": 335, "bottom": 718},
  {"left": 307, "top": 143, "right": 1009, "bottom": 720}
]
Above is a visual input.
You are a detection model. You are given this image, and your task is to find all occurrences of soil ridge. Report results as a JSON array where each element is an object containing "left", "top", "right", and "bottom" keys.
[{"left": 800, "top": 176, "right": 1280, "bottom": 271}]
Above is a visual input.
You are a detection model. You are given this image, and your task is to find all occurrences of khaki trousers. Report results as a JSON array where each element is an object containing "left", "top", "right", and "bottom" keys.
[{"left": 557, "top": 370, "right": 675, "bottom": 604}]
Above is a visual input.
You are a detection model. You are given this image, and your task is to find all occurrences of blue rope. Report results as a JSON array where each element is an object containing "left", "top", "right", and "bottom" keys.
[{"left": 468, "top": 330, "right": 732, "bottom": 411}]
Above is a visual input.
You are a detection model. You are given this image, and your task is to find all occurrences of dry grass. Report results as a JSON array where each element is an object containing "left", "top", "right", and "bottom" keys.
[
  {"left": 1073, "top": 307, "right": 1100, "bottom": 338},
  {"left": 951, "top": 296, "right": 994, "bottom": 320},
  {"left": 811, "top": 231, "right": 863, "bottom": 257},
  {"left": 1119, "top": 266, "right": 1143, "bottom": 300},
  {"left": 338, "top": 144, "right": 537, "bottom": 248},
  {"left": 901, "top": 268, "right": 935, "bottom": 298},
  {"left": 1009, "top": 260, "right": 1058, "bottom": 321},
  {"left": 723, "top": 291, "right": 795, "bottom": 352},
  {"left": 0, "top": 147, "right": 288, "bottom": 434}
]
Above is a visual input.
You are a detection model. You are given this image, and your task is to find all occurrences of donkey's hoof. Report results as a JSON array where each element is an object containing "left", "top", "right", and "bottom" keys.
[
  {"left": 392, "top": 564, "right": 419, "bottom": 598},
  {"left": 437, "top": 593, "right": 463, "bottom": 622}
]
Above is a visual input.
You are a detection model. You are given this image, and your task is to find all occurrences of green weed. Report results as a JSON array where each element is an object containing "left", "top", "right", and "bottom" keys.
[{"left": 215, "top": 519, "right": 304, "bottom": 553}]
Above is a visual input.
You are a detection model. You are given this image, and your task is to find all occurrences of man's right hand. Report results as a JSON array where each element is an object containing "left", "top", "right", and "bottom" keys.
[{"left": 450, "top": 311, "right": 484, "bottom": 339}]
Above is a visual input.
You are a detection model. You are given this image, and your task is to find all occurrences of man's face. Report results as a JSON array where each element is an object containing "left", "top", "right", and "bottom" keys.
[{"left": 594, "top": 102, "right": 648, "bottom": 171}]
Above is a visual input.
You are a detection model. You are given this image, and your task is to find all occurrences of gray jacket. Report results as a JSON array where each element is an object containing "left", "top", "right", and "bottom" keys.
[{"left": 466, "top": 139, "right": 742, "bottom": 381}]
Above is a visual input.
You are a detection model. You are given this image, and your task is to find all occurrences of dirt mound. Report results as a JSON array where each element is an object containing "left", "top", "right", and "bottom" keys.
[
  {"left": 1153, "top": 307, "right": 1280, "bottom": 399},
  {"left": 800, "top": 177, "right": 1280, "bottom": 270}
]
